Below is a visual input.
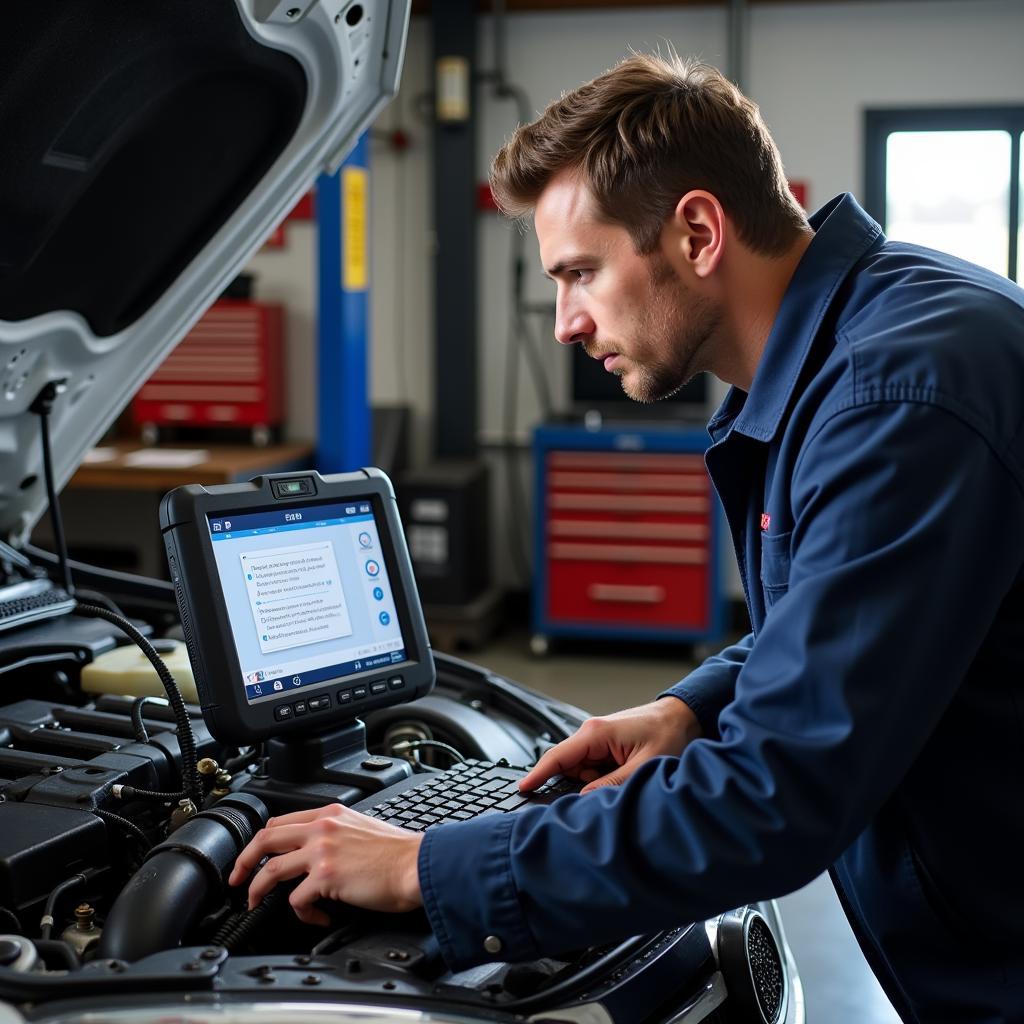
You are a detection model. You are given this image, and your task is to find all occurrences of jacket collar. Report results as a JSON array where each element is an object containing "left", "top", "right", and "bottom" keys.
[{"left": 707, "top": 193, "right": 883, "bottom": 443}]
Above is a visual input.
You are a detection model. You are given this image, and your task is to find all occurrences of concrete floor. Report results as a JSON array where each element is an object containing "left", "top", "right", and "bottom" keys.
[{"left": 439, "top": 628, "right": 902, "bottom": 1024}]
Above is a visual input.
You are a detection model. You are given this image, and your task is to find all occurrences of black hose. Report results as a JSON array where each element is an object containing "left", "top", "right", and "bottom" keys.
[
  {"left": 211, "top": 889, "right": 283, "bottom": 951},
  {"left": 130, "top": 695, "right": 168, "bottom": 744},
  {"left": 31, "top": 387, "right": 74, "bottom": 596},
  {"left": 224, "top": 748, "right": 258, "bottom": 775},
  {"left": 97, "top": 794, "right": 268, "bottom": 962},
  {"left": 93, "top": 809, "right": 151, "bottom": 853},
  {"left": 393, "top": 738, "right": 466, "bottom": 767},
  {"left": 114, "top": 784, "right": 187, "bottom": 802},
  {"left": 500, "top": 935, "right": 651, "bottom": 1012},
  {"left": 74, "top": 587, "right": 125, "bottom": 617},
  {"left": 34, "top": 939, "right": 81, "bottom": 971},
  {"left": 73, "top": 604, "right": 202, "bottom": 805},
  {"left": 39, "top": 872, "right": 86, "bottom": 941}
]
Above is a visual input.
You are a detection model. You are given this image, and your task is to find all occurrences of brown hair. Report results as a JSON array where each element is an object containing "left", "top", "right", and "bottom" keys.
[{"left": 489, "top": 53, "right": 807, "bottom": 256}]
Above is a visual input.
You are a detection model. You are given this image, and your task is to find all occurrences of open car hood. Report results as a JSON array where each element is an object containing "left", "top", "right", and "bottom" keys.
[{"left": 0, "top": 0, "right": 409, "bottom": 543}]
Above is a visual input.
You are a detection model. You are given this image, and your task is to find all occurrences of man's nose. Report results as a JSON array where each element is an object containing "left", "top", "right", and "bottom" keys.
[{"left": 554, "top": 304, "right": 595, "bottom": 347}]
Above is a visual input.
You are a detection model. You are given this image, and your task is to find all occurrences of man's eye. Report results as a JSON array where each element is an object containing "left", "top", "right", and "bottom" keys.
[{"left": 573, "top": 269, "right": 593, "bottom": 283}]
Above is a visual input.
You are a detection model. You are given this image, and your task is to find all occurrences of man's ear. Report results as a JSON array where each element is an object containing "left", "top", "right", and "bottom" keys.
[{"left": 670, "top": 191, "right": 726, "bottom": 279}]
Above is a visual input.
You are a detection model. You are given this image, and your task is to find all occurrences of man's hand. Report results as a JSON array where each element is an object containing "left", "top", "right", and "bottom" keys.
[
  {"left": 228, "top": 804, "right": 423, "bottom": 926},
  {"left": 519, "top": 697, "right": 702, "bottom": 794}
]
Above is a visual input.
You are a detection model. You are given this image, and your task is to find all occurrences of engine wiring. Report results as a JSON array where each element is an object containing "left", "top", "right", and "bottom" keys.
[
  {"left": 72, "top": 604, "right": 203, "bottom": 806},
  {"left": 392, "top": 737, "right": 467, "bottom": 769}
]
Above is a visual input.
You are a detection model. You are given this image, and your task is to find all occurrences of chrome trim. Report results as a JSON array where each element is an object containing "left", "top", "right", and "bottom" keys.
[
  {"left": 659, "top": 971, "right": 728, "bottom": 1023},
  {"left": 526, "top": 1005, "right": 615, "bottom": 1024}
]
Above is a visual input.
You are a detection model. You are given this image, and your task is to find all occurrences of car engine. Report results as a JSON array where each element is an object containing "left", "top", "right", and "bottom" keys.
[{"left": 0, "top": 595, "right": 799, "bottom": 1024}]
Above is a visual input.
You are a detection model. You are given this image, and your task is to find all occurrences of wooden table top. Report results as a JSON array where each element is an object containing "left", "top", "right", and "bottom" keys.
[{"left": 69, "top": 441, "right": 316, "bottom": 491}]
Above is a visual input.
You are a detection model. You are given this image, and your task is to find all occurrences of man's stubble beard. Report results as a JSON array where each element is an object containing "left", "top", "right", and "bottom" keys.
[{"left": 618, "top": 256, "right": 723, "bottom": 404}]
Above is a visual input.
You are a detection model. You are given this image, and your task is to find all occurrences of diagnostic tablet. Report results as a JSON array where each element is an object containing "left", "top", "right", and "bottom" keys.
[{"left": 159, "top": 469, "right": 435, "bottom": 745}]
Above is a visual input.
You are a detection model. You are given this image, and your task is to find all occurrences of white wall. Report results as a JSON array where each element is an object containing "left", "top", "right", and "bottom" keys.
[
  {"left": 748, "top": 0, "right": 1024, "bottom": 209},
  {"left": 252, "top": 0, "right": 1024, "bottom": 596}
]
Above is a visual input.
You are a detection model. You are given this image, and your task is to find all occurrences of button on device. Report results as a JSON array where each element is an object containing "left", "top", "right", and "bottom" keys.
[
  {"left": 294, "top": 701, "right": 308, "bottom": 716},
  {"left": 370, "top": 680, "right": 387, "bottom": 696},
  {"left": 308, "top": 695, "right": 330, "bottom": 711},
  {"left": 361, "top": 756, "right": 394, "bottom": 771},
  {"left": 483, "top": 935, "right": 503, "bottom": 955},
  {"left": 337, "top": 689, "right": 353, "bottom": 705},
  {"left": 274, "top": 705, "right": 293, "bottom": 722},
  {"left": 353, "top": 686, "right": 368, "bottom": 700},
  {"left": 388, "top": 675, "right": 405, "bottom": 691}
]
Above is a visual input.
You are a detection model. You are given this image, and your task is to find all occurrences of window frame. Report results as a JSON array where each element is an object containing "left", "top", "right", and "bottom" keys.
[{"left": 864, "top": 106, "right": 1024, "bottom": 281}]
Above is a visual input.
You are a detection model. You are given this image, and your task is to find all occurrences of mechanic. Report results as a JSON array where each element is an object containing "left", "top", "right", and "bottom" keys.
[{"left": 230, "top": 54, "right": 1024, "bottom": 1021}]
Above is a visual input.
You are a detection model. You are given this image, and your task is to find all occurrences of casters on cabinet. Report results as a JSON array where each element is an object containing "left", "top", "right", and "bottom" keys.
[
  {"left": 140, "top": 423, "right": 159, "bottom": 446},
  {"left": 530, "top": 634, "right": 550, "bottom": 657},
  {"left": 252, "top": 424, "right": 271, "bottom": 447}
]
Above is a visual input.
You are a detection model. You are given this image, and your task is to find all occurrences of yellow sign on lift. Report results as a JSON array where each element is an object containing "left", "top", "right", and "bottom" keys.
[{"left": 343, "top": 165, "right": 368, "bottom": 291}]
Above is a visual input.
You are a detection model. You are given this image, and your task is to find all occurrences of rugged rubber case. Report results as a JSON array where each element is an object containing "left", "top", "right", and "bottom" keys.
[{"left": 159, "top": 468, "right": 435, "bottom": 745}]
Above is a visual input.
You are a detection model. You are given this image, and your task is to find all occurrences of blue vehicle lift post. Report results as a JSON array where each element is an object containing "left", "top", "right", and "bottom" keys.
[{"left": 317, "top": 133, "right": 371, "bottom": 473}]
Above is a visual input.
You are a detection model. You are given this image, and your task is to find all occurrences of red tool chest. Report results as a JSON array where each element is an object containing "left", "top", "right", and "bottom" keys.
[
  {"left": 132, "top": 300, "right": 284, "bottom": 445},
  {"left": 532, "top": 425, "right": 723, "bottom": 651}
]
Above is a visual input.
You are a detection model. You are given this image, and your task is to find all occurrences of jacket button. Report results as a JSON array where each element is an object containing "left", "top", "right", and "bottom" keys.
[{"left": 483, "top": 935, "right": 503, "bottom": 954}]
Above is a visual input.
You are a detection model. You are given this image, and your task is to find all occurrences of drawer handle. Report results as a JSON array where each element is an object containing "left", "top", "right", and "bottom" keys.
[
  {"left": 587, "top": 583, "right": 666, "bottom": 604},
  {"left": 550, "top": 520, "right": 708, "bottom": 541},
  {"left": 550, "top": 542, "right": 708, "bottom": 564},
  {"left": 549, "top": 494, "right": 709, "bottom": 514}
]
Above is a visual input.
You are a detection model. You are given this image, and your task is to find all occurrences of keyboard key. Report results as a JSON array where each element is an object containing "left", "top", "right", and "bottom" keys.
[{"left": 497, "top": 794, "right": 529, "bottom": 812}]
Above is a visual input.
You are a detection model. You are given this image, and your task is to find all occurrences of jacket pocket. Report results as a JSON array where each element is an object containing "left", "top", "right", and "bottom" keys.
[{"left": 759, "top": 530, "right": 792, "bottom": 609}]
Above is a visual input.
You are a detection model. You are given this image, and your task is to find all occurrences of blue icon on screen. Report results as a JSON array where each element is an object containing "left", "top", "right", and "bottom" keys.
[
  {"left": 379, "top": 611, "right": 390, "bottom": 626},
  {"left": 365, "top": 560, "right": 380, "bottom": 577},
  {"left": 373, "top": 586, "right": 384, "bottom": 601},
  {"left": 247, "top": 573, "right": 252, "bottom": 580},
  {"left": 262, "top": 634, "right": 269, "bottom": 641}
]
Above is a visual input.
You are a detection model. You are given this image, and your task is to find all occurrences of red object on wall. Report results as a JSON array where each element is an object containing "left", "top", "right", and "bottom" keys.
[
  {"left": 263, "top": 225, "right": 287, "bottom": 249},
  {"left": 132, "top": 300, "right": 284, "bottom": 436},
  {"left": 476, "top": 182, "right": 500, "bottom": 212},
  {"left": 788, "top": 180, "right": 808, "bottom": 210},
  {"left": 286, "top": 191, "right": 315, "bottom": 221}
]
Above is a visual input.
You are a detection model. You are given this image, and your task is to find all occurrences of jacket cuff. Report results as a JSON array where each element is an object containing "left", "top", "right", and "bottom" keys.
[
  {"left": 659, "top": 680, "right": 724, "bottom": 740},
  {"left": 418, "top": 811, "right": 540, "bottom": 969}
]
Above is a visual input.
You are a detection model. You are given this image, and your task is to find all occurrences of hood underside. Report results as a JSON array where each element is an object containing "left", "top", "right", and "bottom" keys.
[{"left": 0, "top": 0, "right": 408, "bottom": 541}]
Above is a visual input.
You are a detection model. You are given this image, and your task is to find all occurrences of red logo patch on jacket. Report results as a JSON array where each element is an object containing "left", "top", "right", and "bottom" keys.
[{"left": 760, "top": 513, "right": 771, "bottom": 532}]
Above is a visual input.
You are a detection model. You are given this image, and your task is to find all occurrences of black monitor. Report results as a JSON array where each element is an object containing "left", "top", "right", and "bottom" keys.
[{"left": 159, "top": 469, "right": 435, "bottom": 746}]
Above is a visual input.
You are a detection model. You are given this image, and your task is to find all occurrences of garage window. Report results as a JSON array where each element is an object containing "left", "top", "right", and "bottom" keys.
[{"left": 864, "top": 108, "right": 1024, "bottom": 282}]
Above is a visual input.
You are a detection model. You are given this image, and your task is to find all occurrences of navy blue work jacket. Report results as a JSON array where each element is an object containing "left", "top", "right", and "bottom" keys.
[{"left": 420, "top": 195, "right": 1024, "bottom": 1022}]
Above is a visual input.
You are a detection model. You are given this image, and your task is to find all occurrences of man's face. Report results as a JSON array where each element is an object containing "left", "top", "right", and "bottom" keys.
[{"left": 535, "top": 172, "right": 721, "bottom": 403}]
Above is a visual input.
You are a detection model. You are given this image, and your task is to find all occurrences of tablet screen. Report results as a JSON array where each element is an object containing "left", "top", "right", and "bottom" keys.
[{"left": 206, "top": 498, "right": 408, "bottom": 705}]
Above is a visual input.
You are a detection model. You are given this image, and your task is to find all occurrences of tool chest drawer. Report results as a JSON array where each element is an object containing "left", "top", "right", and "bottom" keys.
[
  {"left": 532, "top": 426, "right": 724, "bottom": 647},
  {"left": 131, "top": 299, "right": 284, "bottom": 442}
]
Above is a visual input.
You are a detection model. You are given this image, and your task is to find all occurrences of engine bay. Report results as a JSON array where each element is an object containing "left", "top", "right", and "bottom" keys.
[{"left": 0, "top": 577, "right": 794, "bottom": 1024}]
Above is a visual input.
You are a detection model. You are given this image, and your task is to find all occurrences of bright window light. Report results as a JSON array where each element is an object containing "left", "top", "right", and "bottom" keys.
[{"left": 886, "top": 130, "right": 1011, "bottom": 276}]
